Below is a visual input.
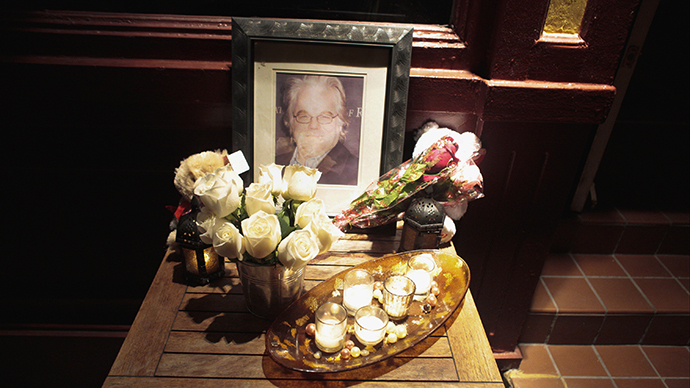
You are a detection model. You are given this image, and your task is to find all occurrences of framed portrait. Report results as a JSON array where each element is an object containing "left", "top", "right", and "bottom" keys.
[{"left": 232, "top": 18, "right": 413, "bottom": 215}]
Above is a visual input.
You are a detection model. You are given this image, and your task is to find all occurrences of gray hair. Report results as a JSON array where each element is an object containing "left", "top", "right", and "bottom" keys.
[{"left": 282, "top": 75, "right": 350, "bottom": 141}]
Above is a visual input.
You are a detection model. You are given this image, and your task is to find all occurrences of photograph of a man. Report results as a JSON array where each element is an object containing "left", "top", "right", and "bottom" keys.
[{"left": 275, "top": 74, "right": 362, "bottom": 186}]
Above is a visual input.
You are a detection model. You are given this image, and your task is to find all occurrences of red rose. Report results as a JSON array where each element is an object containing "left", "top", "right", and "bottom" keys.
[{"left": 425, "top": 142, "right": 458, "bottom": 174}]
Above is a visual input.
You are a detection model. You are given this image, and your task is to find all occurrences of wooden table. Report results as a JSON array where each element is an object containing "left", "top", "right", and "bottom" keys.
[{"left": 104, "top": 229, "right": 503, "bottom": 387}]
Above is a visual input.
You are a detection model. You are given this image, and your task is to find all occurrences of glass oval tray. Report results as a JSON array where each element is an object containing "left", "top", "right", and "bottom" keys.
[{"left": 265, "top": 249, "right": 470, "bottom": 373}]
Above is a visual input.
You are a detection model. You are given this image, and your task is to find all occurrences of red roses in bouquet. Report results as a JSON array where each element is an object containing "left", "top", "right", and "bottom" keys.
[{"left": 333, "top": 126, "right": 484, "bottom": 231}]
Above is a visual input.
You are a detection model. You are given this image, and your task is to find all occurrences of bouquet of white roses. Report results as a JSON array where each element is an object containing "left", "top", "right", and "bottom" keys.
[{"left": 192, "top": 163, "right": 344, "bottom": 271}]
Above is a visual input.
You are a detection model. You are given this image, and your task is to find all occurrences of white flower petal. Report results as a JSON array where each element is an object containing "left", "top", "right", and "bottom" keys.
[
  {"left": 277, "top": 229, "right": 320, "bottom": 270},
  {"left": 241, "top": 210, "right": 281, "bottom": 260}
]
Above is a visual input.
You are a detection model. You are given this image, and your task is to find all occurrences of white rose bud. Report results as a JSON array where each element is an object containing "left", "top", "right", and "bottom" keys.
[
  {"left": 282, "top": 165, "right": 321, "bottom": 201},
  {"left": 295, "top": 198, "right": 326, "bottom": 229},
  {"left": 212, "top": 220, "right": 245, "bottom": 259},
  {"left": 305, "top": 214, "right": 345, "bottom": 254},
  {"left": 241, "top": 210, "right": 281, "bottom": 259},
  {"left": 258, "top": 163, "right": 284, "bottom": 196},
  {"left": 193, "top": 165, "right": 244, "bottom": 218},
  {"left": 196, "top": 208, "right": 217, "bottom": 245},
  {"left": 245, "top": 182, "right": 275, "bottom": 216},
  {"left": 277, "top": 229, "right": 320, "bottom": 270}
]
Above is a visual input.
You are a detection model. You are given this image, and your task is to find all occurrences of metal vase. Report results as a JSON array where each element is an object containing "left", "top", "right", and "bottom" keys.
[{"left": 236, "top": 260, "right": 305, "bottom": 319}]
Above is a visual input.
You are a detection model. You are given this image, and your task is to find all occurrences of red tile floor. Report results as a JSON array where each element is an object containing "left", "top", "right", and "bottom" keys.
[
  {"left": 506, "top": 344, "right": 690, "bottom": 388},
  {"left": 521, "top": 253, "right": 690, "bottom": 345},
  {"left": 511, "top": 251, "right": 690, "bottom": 387}
]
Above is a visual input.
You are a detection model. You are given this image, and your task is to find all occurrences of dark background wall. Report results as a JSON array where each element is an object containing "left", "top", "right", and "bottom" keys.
[
  {"left": 1, "top": 0, "right": 687, "bottom": 333},
  {"left": 4, "top": 0, "right": 456, "bottom": 24},
  {"left": 593, "top": 0, "right": 689, "bottom": 213},
  {"left": 0, "top": 1, "right": 686, "bottom": 386}
]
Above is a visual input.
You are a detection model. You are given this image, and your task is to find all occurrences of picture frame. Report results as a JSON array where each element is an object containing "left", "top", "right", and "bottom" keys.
[{"left": 232, "top": 17, "right": 413, "bottom": 215}]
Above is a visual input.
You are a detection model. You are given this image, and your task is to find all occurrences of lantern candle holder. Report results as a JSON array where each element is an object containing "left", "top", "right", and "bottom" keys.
[
  {"left": 176, "top": 200, "right": 225, "bottom": 285},
  {"left": 399, "top": 196, "right": 446, "bottom": 252}
]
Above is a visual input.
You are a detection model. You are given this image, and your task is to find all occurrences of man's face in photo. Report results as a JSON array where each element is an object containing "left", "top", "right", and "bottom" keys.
[{"left": 291, "top": 84, "right": 343, "bottom": 160}]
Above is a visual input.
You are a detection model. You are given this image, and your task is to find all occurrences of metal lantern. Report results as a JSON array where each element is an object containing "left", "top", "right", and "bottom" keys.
[
  {"left": 176, "top": 199, "right": 224, "bottom": 285},
  {"left": 399, "top": 196, "right": 446, "bottom": 252}
]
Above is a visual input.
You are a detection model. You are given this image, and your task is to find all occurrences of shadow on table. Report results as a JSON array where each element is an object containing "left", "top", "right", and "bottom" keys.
[{"left": 182, "top": 280, "right": 271, "bottom": 347}]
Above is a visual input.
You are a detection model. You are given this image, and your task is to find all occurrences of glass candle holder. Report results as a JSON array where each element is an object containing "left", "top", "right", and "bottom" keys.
[
  {"left": 176, "top": 200, "right": 224, "bottom": 286},
  {"left": 354, "top": 305, "right": 388, "bottom": 346},
  {"left": 181, "top": 246, "right": 224, "bottom": 286},
  {"left": 314, "top": 302, "right": 348, "bottom": 353},
  {"left": 382, "top": 275, "right": 416, "bottom": 320},
  {"left": 342, "top": 269, "right": 374, "bottom": 315},
  {"left": 406, "top": 253, "right": 437, "bottom": 301}
]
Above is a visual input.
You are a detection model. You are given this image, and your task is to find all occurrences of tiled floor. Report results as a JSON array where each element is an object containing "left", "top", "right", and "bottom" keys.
[
  {"left": 506, "top": 344, "right": 690, "bottom": 388},
  {"left": 521, "top": 253, "right": 690, "bottom": 345},
  {"left": 512, "top": 209, "right": 690, "bottom": 387}
]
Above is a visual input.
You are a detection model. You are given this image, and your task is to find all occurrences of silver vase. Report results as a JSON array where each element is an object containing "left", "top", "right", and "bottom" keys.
[{"left": 236, "top": 260, "right": 305, "bottom": 319}]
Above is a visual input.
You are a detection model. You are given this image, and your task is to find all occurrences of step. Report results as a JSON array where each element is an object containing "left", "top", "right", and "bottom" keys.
[
  {"left": 520, "top": 253, "right": 690, "bottom": 346},
  {"left": 551, "top": 208, "right": 689, "bottom": 255}
]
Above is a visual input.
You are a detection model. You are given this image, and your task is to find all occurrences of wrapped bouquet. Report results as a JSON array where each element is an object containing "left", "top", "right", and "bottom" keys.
[{"left": 333, "top": 126, "right": 484, "bottom": 231}]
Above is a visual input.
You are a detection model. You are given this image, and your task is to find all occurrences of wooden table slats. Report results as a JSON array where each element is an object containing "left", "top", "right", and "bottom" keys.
[
  {"left": 104, "top": 377, "right": 505, "bottom": 388},
  {"left": 104, "top": 232, "right": 503, "bottom": 387}
]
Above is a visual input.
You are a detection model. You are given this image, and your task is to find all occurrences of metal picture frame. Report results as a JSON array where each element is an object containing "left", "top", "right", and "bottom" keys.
[{"left": 232, "top": 17, "right": 412, "bottom": 214}]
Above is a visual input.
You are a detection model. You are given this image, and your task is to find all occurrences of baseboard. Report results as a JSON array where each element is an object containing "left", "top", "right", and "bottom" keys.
[
  {"left": 0, "top": 323, "right": 130, "bottom": 338},
  {"left": 494, "top": 345, "right": 523, "bottom": 371}
]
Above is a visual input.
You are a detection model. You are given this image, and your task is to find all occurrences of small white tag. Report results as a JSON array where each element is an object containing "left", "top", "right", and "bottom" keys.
[{"left": 227, "top": 150, "right": 250, "bottom": 175}]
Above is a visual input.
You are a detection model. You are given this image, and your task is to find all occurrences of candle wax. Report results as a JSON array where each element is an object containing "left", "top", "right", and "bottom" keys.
[
  {"left": 406, "top": 269, "right": 431, "bottom": 294},
  {"left": 406, "top": 269, "right": 431, "bottom": 301},
  {"left": 355, "top": 315, "right": 386, "bottom": 345},
  {"left": 315, "top": 317, "right": 345, "bottom": 352},
  {"left": 343, "top": 284, "right": 373, "bottom": 313}
]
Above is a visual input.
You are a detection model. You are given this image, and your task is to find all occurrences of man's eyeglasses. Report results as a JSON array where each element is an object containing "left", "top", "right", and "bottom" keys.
[{"left": 293, "top": 113, "right": 337, "bottom": 125}]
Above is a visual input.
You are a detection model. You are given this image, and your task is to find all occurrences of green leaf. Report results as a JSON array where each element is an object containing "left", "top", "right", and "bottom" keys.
[{"left": 278, "top": 210, "right": 298, "bottom": 240}]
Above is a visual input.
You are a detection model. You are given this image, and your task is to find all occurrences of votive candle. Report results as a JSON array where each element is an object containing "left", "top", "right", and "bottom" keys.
[
  {"left": 343, "top": 269, "right": 374, "bottom": 315},
  {"left": 382, "top": 275, "right": 416, "bottom": 319},
  {"left": 407, "top": 254, "right": 437, "bottom": 301},
  {"left": 314, "top": 302, "right": 347, "bottom": 353},
  {"left": 354, "top": 305, "right": 388, "bottom": 346},
  {"left": 406, "top": 269, "right": 431, "bottom": 301}
]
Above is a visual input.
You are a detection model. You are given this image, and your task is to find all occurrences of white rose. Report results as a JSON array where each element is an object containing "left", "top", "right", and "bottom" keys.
[
  {"left": 277, "top": 229, "right": 320, "bottom": 270},
  {"left": 305, "top": 214, "right": 345, "bottom": 254},
  {"left": 193, "top": 165, "right": 244, "bottom": 218},
  {"left": 282, "top": 165, "right": 321, "bottom": 201},
  {"left": 440, "top": 215, "right": 456, "bottom": 243},
  {"left": 455, "top": 131, "right": 482, "bottom": 162},
  {"left": 245, "top": 182, "right": 275, "bottom": 216},
  {"left": 459, "top": 163, "right": 483, "bottom": 186},
  {"left": 212, "top": 220, "right": 245, "bottom": 259},
  {"left": 295, "top": 198, "right": 326, "bottom": 229},
  {"left": 441, "top": 198, "right": 468, "bottom": 220},
  {"left": 241, "top": 210, "right": 281, "bottom": 259},
  {"left": 196, "top": 208, "right": 217, "bottom": 245},
  {"left": 258, "top": 163, "right": 284, "bottom": 196}
]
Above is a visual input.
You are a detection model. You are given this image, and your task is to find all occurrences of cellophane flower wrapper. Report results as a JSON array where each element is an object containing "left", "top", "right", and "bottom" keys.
[{"left": 333, "top": 135, "right": 484, "bottom": 231}]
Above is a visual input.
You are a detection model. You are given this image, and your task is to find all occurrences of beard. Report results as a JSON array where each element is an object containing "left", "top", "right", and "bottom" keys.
[{"left": 293, "top": 129, "right": 340, "bottom": 161}]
